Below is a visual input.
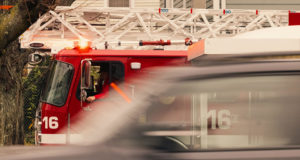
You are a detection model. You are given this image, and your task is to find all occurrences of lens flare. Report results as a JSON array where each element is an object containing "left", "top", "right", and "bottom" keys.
[{"left": 78, "top": 39, "right": 89, "bottom": 50}]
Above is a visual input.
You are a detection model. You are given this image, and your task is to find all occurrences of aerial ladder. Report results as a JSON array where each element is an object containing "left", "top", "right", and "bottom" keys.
[{"left": 19, "top": 5, "right": 290, "bottom": 53}]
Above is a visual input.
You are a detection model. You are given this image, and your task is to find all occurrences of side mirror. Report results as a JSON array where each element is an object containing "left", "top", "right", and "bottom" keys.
[{"left": 81, "top": 59, "right": 92, "bottom": 89}]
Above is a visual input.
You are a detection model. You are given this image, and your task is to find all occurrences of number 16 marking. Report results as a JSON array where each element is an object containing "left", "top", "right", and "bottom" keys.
[
  {"left": 42, "top": 116, "right": 59, "bottom": 129},
  {"left": 207, "top": 109, "right": 231, "bottom": 129}
]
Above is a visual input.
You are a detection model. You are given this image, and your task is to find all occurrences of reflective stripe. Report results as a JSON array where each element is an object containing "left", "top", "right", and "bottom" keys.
[
  {"left": 41, "top": 134, "right": 66, "bottom": 144},
  {"left": 208, "top": 135, "right": 249, "bottom": 147},
  {"left": 40, "top": 134, "right": 83, "bottom": 144},
  {"left": 144, "top": 131, "right": 249, "bottom": 148}
]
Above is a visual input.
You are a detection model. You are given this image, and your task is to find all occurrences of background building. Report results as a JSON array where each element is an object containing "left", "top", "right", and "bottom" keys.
[
  {"left": 71, "top": 0, "right": 300, "bottom": 10},
  {"left": 160, "top": 0, "right": 206, "bottom": 8},
  {"left": 226, "top": 0, "right": 300, "bottom": 10},
  {"left": 71, "top": 0, "right": 161, "bottom": 8},
  {"left": 71, "top": 0, "right": 205, "bottom": 8}
]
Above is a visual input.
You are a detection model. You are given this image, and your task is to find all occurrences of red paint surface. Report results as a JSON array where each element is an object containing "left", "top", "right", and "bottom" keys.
[
  {"left": 289, "top": 12, "right": 300, "bottom": 26},
  {"left": 41, "top": 49, "right": 188, "bottom": 140},
  {"left": 58, "top": 49, "right": 187, "bottom": 57}
]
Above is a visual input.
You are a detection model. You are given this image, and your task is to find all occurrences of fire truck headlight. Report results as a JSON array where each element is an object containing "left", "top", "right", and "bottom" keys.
[{"left": 28, "top": 52, "right": 44, "bottom": 65}]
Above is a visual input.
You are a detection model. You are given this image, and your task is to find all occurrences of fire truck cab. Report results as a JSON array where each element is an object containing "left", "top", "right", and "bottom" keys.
[{"left": 38, "top": 47, "right": 188, "bottom": 144}]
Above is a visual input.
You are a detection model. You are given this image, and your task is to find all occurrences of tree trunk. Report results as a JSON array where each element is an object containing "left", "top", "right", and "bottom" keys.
[
  {"left": 0, "top": 0, "right": 75, "bottom": 145},
  {"left": 0, "top": 40, "right": 30, "bottom": 145}
]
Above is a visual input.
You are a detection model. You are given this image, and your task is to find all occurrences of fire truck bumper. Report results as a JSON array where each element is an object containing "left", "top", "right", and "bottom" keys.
[{"left": 40, "top": 134, "right": 83, "bottom": 145}]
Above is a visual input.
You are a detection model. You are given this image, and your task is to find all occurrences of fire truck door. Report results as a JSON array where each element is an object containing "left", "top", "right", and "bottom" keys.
[
  {"left": 80, "top": 59, "right": 92, "bottom": 108},
  {"left": 79, "top": 61, "right": 125, "bottom": 107}
]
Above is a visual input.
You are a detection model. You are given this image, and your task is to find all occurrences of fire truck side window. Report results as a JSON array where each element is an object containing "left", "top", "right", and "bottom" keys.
[
  {"left": 76, "top": 61, "right": 125, "bottom": 100},
  {"left": 41, "top": 61, "right": 74, "bottom": 107}
]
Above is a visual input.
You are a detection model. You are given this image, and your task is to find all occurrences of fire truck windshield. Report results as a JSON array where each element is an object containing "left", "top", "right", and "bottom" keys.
[{"left": 41, "top": 61, "right": 74, "bottom": 107}]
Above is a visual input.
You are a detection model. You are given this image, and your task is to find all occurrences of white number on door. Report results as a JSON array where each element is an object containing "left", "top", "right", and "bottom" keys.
[
  {"left": 42, "top": 116, "right": 59, "bottom": 129},
  {"left": 207, "top": 109, "right": 231, "bottom": 129}
]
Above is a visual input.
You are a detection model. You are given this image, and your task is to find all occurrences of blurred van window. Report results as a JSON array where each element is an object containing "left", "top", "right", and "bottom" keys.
[{"left": 140, "top": 74, "right": 300, "bottom": 151}]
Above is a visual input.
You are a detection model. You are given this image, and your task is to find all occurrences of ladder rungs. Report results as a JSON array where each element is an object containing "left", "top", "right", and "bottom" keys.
[{"left": 19, "top": 7, "right": 291, "bottom": 53}]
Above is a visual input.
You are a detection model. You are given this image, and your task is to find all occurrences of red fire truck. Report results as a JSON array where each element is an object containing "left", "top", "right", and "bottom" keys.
[
  {"left": 35, "top": 42, "right": 195, "bottom": 144},
  {"left": 19, "top": 5, "right": 293, "bottom": 145}
]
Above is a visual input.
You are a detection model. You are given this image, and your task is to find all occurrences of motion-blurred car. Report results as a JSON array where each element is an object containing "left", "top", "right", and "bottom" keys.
[
  {"left": 113, "top": 58, "right": 300, "bottom": 152},
  {"left": 4, "top": 59, "right": 300, "bottom": 160}
]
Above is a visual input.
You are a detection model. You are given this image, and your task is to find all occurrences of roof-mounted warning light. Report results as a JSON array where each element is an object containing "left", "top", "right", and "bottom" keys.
[
  {"left": 78, "top": 39, "right": 90, "bottom": 49},
  {"left": 74, "top": 39, "right": 92, "bottom": 53}
]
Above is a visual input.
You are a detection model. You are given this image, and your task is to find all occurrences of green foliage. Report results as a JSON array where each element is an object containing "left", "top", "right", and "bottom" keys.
[
  {"left": 22, "top": 56, "right": 51, "bottom": 139},
  {"left": 91, "top": 65, "right": 100, "bottom": 80},
  {"left": 24, "top": 131, "right": 35, "bottom": 146}
]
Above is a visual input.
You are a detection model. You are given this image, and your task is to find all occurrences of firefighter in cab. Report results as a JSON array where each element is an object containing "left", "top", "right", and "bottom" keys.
[{"left": 86, "top": 64, "right": 109, "bottom": 102}]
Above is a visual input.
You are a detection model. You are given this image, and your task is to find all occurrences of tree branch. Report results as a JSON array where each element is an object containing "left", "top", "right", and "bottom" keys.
[{"left": 0, "top": 0, "right": 74, "bottom": 51}]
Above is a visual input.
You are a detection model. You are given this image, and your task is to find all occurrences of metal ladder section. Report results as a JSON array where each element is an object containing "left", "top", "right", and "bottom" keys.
[{"left": 19, "top": 6, "right": 289, "bottom": 52}]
